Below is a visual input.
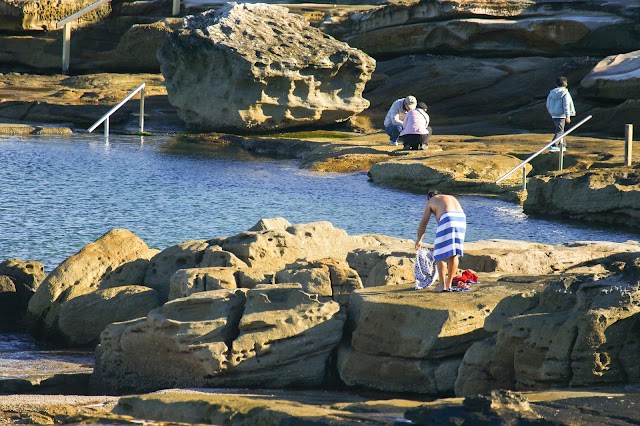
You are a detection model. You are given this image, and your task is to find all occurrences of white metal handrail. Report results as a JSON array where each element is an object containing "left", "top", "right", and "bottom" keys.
[
  {"left": 495, "top": 115, "right": 593, "bottom": 190},
  {"left": 88, "top": 83, "right": 145, "bottom": 141},
  {"left": 56, "top": 0, "right": 111, "bottom": 74}
]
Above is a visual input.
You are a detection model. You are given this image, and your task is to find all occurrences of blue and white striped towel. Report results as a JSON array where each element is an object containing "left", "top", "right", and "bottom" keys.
[{"left": 434, "top": 210, "right": 466, "bottom": 261}]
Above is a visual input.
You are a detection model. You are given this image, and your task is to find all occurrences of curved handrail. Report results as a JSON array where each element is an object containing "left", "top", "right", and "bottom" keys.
[
  {"left": 88, "top": 83, "right": 145, "bottom": 140},
  {"left": 495, "top": 115, "right": 593, "bottom": 185}
]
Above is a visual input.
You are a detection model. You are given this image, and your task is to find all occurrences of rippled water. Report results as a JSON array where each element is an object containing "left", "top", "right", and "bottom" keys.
[{"left": 0, "top": 133, "right": 638, "bottom": 271}]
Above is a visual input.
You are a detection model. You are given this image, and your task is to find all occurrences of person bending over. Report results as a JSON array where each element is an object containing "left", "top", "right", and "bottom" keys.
[{"left": 415, "top": 190, "right": 466, "bottom": 291}]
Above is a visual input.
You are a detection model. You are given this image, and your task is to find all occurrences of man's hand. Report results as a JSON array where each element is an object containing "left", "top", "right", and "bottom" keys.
[
  {"left": 416, "top": 241, "right": 422, "bottom": 250},
  {"left": 566, "top": 117, "right": 571, "bottom": 124}
]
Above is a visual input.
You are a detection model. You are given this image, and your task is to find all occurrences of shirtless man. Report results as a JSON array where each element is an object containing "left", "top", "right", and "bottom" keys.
[{"left": 415, "top": 190, "right": 467, "bottom": 291}]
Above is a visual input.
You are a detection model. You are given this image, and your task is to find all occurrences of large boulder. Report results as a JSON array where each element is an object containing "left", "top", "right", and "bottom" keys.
[
  {"left": 523, "top": 167, "right": 640, "bottom": 227},
  {"left": 336, "top": 282, "right": 536, "bottom": 394},
  {"left": 157, "top": 3, "right": 375, "bottom": 132},
  {"left": 26, "top": 229, "right": 156, "bottom": 344},
  {"left": 456, "top": 270, "right": 640, "bottom": 396},
  {"left": 92, "top": 284, "right": 345, "bottom": 394}
]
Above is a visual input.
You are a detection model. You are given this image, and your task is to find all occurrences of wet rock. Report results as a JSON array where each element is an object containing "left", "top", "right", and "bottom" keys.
[
  {"left": 92, "top": 284, "right": 345, "bottom": 393},
  {"left": 157, "top": 3, "right": 375, "bottom": 132}
]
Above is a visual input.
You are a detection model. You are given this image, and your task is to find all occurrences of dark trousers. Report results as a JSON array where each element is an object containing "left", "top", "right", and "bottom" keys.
[
  {"left": 401, "top": 128, "right": 432, "bottom": 150},
  {"left": 552, "top": 118, "right": 566, "bottom": 146}
]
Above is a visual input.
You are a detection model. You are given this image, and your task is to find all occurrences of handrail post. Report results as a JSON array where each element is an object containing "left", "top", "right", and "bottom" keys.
[
  {"left": 139, "top": 86, "right": 145, "bottom": 133},
  {"left": 62, "top": 23, "right": 71, "bottom": 74},
  {"left": 522, "top": 167, "right": 527, "bottom": 191},
  {"left": 559, "top": 146, "right": 564, "bottom": 171},
  {"left": 104, "top": 117, "right": 109, "bottom": 143},
  {"left": 626, "top": 124, "right": 633, "bottom": 166},
  {"left": 172, "top": 0, "right": 180, "bottom": 15},
  {"left": 57, "top": 0, "right": 111, "bottom": 76}
]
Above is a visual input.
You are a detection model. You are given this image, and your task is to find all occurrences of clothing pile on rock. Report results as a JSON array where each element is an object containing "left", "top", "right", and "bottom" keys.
[
  {"left": 451, "top": 270, "right": 479, "bottom": 290},
  {"left": 414, "top": 247, "right": 437, "bottom": 290}
]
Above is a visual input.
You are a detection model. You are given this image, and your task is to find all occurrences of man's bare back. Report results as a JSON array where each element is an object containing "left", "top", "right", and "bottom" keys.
[{"left": 425, "top": 194, "right": 463, "bottom": 222}]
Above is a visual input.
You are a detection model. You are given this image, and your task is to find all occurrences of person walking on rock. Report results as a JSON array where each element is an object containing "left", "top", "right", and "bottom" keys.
[
  {"left": 400, "top": 101, "right": 431, "bottom": 150},
  {"left": 415, "top": 190, "right": 466, "bottom": 292},
  {"left": 546, "top": 76, "right": 576, "bottom": 152},
  {"left": 384, "top": 95, "right": 417, "bottom": 146}
]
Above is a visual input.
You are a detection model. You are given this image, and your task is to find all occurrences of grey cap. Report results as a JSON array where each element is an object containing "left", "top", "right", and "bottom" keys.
[{"left": 404, "top": 95, "right": 417, "bottom": 109}]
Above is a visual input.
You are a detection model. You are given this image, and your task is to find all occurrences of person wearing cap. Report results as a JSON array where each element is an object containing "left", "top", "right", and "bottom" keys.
[
  {"left": 400, "top": 101, "right": 431, "bottom": 150},
  {"left": 383, "top": 95, "right": 417, "bottom": 146}
]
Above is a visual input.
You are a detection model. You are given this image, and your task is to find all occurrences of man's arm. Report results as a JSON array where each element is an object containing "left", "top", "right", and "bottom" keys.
[
  {"left": 563, "top": 94, "right": 571, "bottom": 123},
  {"left": 416, "top": 201, "right": 432, "bottom": 250}
]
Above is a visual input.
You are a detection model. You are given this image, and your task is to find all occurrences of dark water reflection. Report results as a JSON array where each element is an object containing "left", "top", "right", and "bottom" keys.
[{"left": 0, "top": 133, "right": 637, "bottom": 271}]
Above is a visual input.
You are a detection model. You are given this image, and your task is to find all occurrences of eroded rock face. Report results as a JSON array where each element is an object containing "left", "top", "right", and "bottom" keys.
[
  {"left": 213, "top": 220, "right": 411, "bottom": 271},
  {"left": 157, "top": 3, "right": 375, "bottom": 132},
  {"left": 328, "top": 0, "right": 640, "bottom": 58},
  {"left": 92, "top": 284, "right": 345, "bottom": 394},
  {"left": 455, "top": 272, "right": 640, "bottom": 396},
  {"left": 0, "top": 0, "right": 111, "bottom": 31},
  {"left": 523, "top": 167, "right": 640, "bottom": 227}
]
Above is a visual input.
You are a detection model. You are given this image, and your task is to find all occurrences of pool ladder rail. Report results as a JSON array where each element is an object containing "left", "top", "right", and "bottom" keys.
[
  {"left": 87, "top": 83, "right": 146, "bottom": 142},
  {"left": 495, "top": 115, "right": 593, "bottom": 191}
]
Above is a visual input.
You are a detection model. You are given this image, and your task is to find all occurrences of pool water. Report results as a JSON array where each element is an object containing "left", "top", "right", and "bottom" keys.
[{"left": 0, "top": 133, "right": 637, "bottom": 271}]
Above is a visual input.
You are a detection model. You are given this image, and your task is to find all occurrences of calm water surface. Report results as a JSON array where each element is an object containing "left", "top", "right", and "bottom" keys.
[{"left": 0, "top": 133, "right": 638, "bottom": 271}]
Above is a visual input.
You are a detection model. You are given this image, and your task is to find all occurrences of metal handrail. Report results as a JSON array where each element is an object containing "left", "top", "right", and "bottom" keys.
[
  {"left": 56, "top": 0, "right": 111, "bottom": 74},
  {"left": 88, "top": 83, "right": 145, "bottom": 142},
  {"left": 495, "top": 115, "right": 593, "bottom": 189}
]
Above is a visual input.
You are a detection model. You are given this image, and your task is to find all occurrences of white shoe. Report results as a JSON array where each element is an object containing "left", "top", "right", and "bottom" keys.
[{"left": 390, "top": 141, "right": 398, "bottom": 146}]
